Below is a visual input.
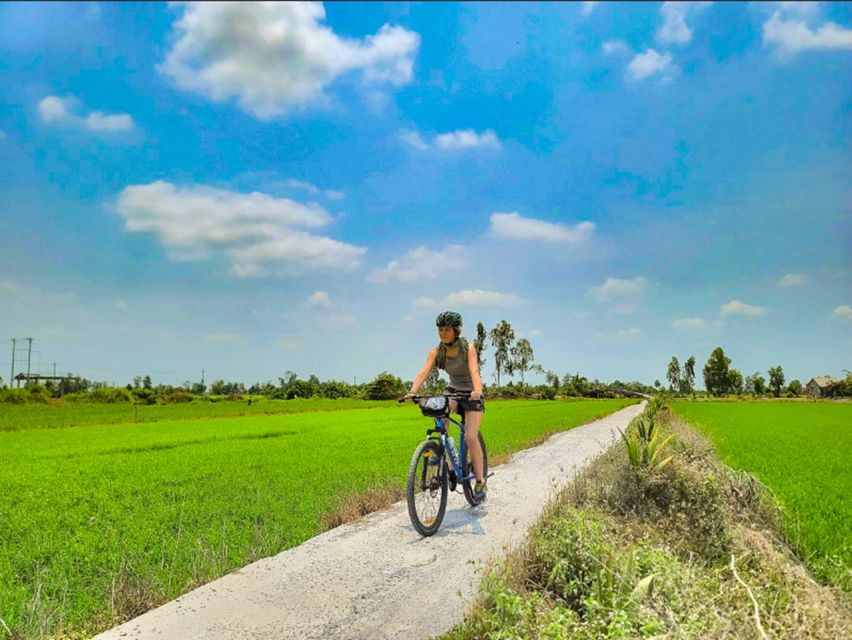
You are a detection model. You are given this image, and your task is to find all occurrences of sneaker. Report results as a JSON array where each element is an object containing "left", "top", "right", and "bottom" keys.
[{"left": 473, "top": 480, "right": 487, "bottom": 502}]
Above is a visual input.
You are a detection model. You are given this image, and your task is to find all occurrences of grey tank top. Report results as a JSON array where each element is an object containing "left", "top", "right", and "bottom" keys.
[{"left": 441, "top": 348, "right": 473, "bottom": 391}]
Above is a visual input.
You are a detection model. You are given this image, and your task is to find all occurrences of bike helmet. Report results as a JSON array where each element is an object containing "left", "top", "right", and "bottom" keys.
[{"left": 435, "top": 311, "right": 462, "bottom": 327}]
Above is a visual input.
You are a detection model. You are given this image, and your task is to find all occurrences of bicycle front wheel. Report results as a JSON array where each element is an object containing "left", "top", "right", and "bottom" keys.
[
  {"left": 406, "top": 440, "right": 448, "bottom": 536},
  {"left": 462, "top": 432, "right": 488, "bottom": 507}
]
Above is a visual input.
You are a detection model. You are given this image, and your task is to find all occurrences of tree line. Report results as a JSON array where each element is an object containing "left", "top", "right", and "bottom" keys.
[{"left": 664, "top": 346, "right": 851, "bottom": 397}]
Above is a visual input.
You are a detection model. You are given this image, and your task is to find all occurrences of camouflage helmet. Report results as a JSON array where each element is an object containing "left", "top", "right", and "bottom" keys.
[{"left": 435, "top": 311, "right": 462, "bottom": 327}]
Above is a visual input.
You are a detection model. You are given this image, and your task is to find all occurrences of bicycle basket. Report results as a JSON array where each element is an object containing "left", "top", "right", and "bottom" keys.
[{"left": 418, "top": 396, "right": 448, "bottom": 417}]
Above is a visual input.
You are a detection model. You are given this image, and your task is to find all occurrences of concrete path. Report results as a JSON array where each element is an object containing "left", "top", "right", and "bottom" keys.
[{"left": 96, "top": 402, "right": 643, "bottom": 640}]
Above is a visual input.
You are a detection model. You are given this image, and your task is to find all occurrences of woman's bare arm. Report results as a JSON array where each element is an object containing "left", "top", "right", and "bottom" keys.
[
  {"left": 468, "top": 343, "right": 483, "bottom": 400},
  {"left": 407, "top": 348, "right": 438, "bottom": 395}
]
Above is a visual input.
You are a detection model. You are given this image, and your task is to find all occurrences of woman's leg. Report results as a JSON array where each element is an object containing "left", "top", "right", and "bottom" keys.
[{"left": 464, "top": 410, "right": 484, "bottom": 482}]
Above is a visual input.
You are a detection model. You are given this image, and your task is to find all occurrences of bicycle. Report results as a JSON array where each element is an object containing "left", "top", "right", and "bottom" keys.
[{"left": 399, "top": 393, "right": 490, "bottom": 536}]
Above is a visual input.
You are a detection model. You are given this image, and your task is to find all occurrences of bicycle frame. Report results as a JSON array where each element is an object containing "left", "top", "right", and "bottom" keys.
[{"left": 426, "top": 413, "right": 475, "bottom": 484}]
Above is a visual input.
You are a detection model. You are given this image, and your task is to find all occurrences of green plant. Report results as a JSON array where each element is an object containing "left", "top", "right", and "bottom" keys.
[{"left": 620, "top": 415, "right": 674, "bottom": 474}]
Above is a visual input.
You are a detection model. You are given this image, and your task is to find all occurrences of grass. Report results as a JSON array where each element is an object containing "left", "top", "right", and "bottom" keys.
[
  {"left": 0, "top": 397, "right": 399, "bottom": 432},
  {"left": 440, "top": 404, "right": 851, "bottom": 640},
  {"left": 670, "top": 401, "right": 851, "bottom": 590},
  {"left": 0, "top": 397, "right": 635, "bottom": 639}
]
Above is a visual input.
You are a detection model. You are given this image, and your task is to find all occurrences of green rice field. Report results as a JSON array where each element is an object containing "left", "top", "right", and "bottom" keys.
[
  {"left": 0, "top": 398, "right": 635, "bottom": 638},
  {"left": 671, "top": 401, "right": 851, "bottom": 591}
]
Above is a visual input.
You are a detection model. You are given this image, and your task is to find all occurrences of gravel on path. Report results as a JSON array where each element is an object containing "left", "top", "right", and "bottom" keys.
[{"left": 96, "top": 402, "right": 644, "bottom": 640}]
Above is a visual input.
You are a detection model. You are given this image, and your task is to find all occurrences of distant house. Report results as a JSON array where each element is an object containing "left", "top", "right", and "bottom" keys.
[{"left": 804, "top": 376, "right": 839, "bottom": 398}]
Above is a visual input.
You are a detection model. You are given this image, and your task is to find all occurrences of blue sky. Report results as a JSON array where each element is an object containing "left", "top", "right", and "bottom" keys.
[{"left": 0, "top": 1, "right": 850, "bottom": 389}]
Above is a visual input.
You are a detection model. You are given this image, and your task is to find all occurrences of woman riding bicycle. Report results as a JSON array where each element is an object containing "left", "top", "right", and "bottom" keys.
[{"left": 405, "top": 311, "right": 487, "bottom": 501}]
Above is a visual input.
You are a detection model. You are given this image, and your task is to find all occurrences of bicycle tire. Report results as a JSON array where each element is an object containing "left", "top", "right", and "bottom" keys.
[
  {"left": 462, "top": 432, "right": 488, "bottom": 507},
  {"left": 406, "top": 439, "right": 448, "bottom": 536}
]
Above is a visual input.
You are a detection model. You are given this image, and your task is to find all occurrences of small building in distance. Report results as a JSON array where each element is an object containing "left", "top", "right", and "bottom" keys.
[{"left": 804, "top": 376, "right": 839, "bottom": 398}]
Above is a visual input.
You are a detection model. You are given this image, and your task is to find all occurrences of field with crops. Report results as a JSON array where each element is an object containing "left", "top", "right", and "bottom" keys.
[
  {"left": 0, "top": 397, "right": 635, "bottom": 638},
  {"left": 670, "top": 400, "right": 851, "bottom": 590}
]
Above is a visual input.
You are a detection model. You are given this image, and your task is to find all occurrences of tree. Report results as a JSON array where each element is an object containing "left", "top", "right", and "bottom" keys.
[
  {"left": 365, "top": 372, "right": 407, "bottom": 400},
  {"left": 489, "top": 320, "right": 515, "bottom": 387},
  {"left": 768, "top": 365, "right": 785, "bottom": 397},
  {"left": 682, "top": 356, "right": 696, "bottom": 394},
  {"left": 654, "top": 379, "right": 661, "bottom": 389},
  {"left": 510, "top": 338, "right": 535, "bottom": 387},
  {"left": 545, "top": 370, "right": 560, "bottom": 391},
  {"left": 133, "top": 376, "right": 142, "bottom": 389},
  {"left": 745, "top": 372, "right": 766, "bottom": 396},
  {"left": 473, "top": 322, "right": 488, "bottom": 370},
  {"left": 703, "top": 347, "right": 732, "bottom": 396},
  {"left": 728, "top": 369, "right": 744, "bottom": 395},
  {"left": 422, "top": 367, "right": 444, "bottom": 394},
  {"left": 787, "top": 379, "right": 802, "bottom": 396},
  {"left": 666, "top": 357, "right": 681, "bottom": 392}
]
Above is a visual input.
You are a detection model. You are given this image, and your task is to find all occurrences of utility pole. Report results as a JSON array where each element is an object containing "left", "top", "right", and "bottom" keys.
[
  {"left": 201, "top": 369, "right": 205, "bottom": 394},
  {"left": 26, "top": 338, "right": 32, "bottom": 380},
  {"left": 53, "top": 362, "right": 57, "bottom": 376},
  {"left": 10, "top": 339, "right": 15, "bottom": 388}
]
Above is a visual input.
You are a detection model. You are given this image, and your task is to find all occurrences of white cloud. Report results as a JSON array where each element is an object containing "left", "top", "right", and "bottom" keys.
[
  {"left": 204, "top": 332, "right": 247, "bottom": 346},
  {"left": 779, "top": 273, "right": 808, "bottom": 287},
  {"left": 590, "top": 277, "right": 648, "bottom": 302},
  {"left": 399, "top": 128, "right": 501, "bottom": 151},
  {"left": 160, "top": 2, "right": 419, "bottom": 119},
  {"left": 320, "top": 313, "right": 357, "bottom": 328},
  {"left": 528, "top": 329, "right": 542, "bottom": 338},
  {"left": 307, "top": 291, "right": 332, "bottom": 307},
  {"left": 38, "top": 95, "right": 134, "bottom": 132},
  {"left": 609, "top": 303, "right": 636, "bottom": 316},
  {"left": 415, "top": 289, "right": 525, "bottom": 310},
  {"left": 595, "top": 328, "right": 642, "bottom": 342},
  {"left": 116, "top": 181, "right": 365, "bottom": 276},
  {"left": 763, "top": 11, "right": 852, "bottom": 58},
  {"left": 720, "top": 300, "right": 767, "bottom": 316},
  {"left": 367, "top": 245, "right": 466, "bottom": 284},
  {"left": 276, "top": 339, "right": 303, "bottom": 350},
  {"left": 434, "top": 129, "right": 500, "bottom": 150},
  {"left": 832, "top": 305, "right": 852, "bottom": 321},
  {"left": 602, "top": 40, "right": 631, "bottom": 57},
  {"left": 626, "top": 49, "right": 674, "bottom": 81},
  {"left": 490, "top": 212, "right": 595, "bottom": 243},
  {"left": 673, "top": 317, "right": 706, "bottom": 331},
  {"left": 657, "top": 2, "right": 711, "bottom": 46},
  {"left": 0, "top": 130, "right": 6, "bottom": 140},
  {"left": 286, "top": 179, "right": 344, "bottom": 201},
  {"left": 581, "top": 2, "right": 598, "bottom": 16}
]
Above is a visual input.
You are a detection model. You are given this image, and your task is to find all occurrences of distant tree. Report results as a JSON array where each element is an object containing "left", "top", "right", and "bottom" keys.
[
  {"left": 365, "top": 372, "right": 407, "bottom": 400},
  {"left": 422, "top": 367, "right": 444, "bottom": 395},
  {"left": 191, "top": 382, "right": 206, "bottom": 395},
  {"left": 489, "top": 320, "right": 515, "bottom": 387},
  {"left": 545, "top": 370, "right": 560, "bottom": 391},
  {"left": 510, "top": 338, "right": 535, "bottom": 386},
  {"left": 682, "top": 356, "right": 696, "bottom": 394},
  {"left": 787, "top": 379, "right": 802, "bottom": 396},
  {"left": 666, "top": 357, "right": 681, "bottom": 392},
  {"left": 142, "top": 375, "right": 152, "bottom": 390},
  {"left": 703, "top": 347, "right": 732, "bottom": 396},
  {"left": 654, "top": 379, "right": 661, "bottom": 389},
  {"left": 133, "top": 376, "right": 142, "bottom": 389},
  {"left": 768, "top": 365, "right": 785, "bottom": 397},
  {"left": 728, "top": 369, "right": 744, "bottom": 395},
  {"left": 473, "top": 322, "right": 488, "bottom": 370},
  {"left": 745, "top": 372, "right": 766, "bottom": 396},
  {"left": 210, "top": 379, "right": 226, "bottom": 395}
]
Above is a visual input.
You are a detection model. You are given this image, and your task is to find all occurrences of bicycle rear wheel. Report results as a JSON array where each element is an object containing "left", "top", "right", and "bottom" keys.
[
  {"left": 406, "top": 440, "right": 448, "bottom": 536},
  {"left": 462, "top": 432, "right": 488, "bottom": 507}
]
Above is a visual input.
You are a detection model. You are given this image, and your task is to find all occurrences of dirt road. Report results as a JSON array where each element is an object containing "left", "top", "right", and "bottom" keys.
[{"left": 96, "top": 402, "right": 643, "bottom": 640}]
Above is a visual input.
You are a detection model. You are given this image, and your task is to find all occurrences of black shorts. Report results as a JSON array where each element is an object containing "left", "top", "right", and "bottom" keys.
[{"left": 447, "top": 387, "right": 485, "bottom": 413}]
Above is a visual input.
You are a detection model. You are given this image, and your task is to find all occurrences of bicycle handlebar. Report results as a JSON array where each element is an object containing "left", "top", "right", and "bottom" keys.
[{"left": 397, "top": 392, "right": 476, "bottom": 403}]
